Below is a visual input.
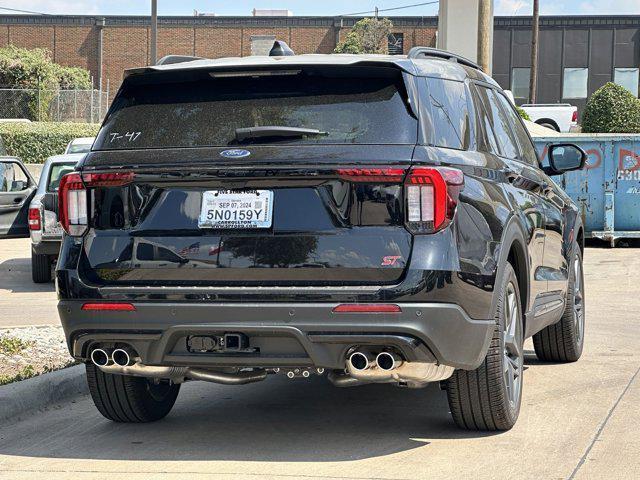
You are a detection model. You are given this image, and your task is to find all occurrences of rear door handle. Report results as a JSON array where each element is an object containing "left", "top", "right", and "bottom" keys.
[{"left": 13, "top": 197, "right": 23, "bottom": 203}]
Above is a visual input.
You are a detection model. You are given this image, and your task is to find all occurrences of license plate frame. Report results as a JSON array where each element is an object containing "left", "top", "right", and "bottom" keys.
[{"left": 198, "top": 190, "right": 273, "bottom": 230}]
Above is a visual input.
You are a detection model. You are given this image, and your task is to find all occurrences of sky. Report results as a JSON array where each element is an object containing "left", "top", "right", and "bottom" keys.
[{"left": 0, "top": 0, "right": 638, "bottom": 17}]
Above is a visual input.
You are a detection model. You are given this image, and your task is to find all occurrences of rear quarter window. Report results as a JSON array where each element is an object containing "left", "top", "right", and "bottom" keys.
[{"left": 424, "top": 77, "right": 475, "bottom": 150}]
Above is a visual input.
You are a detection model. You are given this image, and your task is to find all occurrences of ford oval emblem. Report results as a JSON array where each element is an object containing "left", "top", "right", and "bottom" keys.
[{"left": 220, "top": 149, "right": 251, "bottom": 158}]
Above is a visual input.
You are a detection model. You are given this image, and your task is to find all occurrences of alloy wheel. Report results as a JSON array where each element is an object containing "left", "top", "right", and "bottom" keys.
[
  {"left": 573, "top": 253, "right": 585, "bottom": 347},
  {"left": 503, "top": 282, "right": 523, "bottom": 410}
]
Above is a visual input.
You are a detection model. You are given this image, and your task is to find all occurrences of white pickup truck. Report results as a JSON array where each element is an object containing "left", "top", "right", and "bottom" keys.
[{"left": 519, "top": 104, "right": 579, "bottom": 133}]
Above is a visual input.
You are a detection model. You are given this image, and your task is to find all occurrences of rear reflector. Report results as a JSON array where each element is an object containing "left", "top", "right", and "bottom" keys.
[
  {"left": 337, "top": 168, "right": 405, "bottom": 183},
  {"left": 28, "top": 207, "right": 41, "bottom": 231},
  {"left": 81, "top": 303, "right": 136, "bottom": 311},
  {"left": 332, "top": 304, "right": 402, "bottom": 313}
]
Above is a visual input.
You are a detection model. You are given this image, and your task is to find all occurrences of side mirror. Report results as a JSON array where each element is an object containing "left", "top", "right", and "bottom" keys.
[
  {"left": 12, "top": 180, "right": 27, "bottom": 191},
  {"left": 544, "top": 143, "right": 587, "bottom": 176}
]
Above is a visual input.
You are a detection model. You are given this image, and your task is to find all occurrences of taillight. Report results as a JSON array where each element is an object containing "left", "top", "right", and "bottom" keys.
[
  {"left": 571, "top": 110, "right": 578, "bottom": 123},
  {"left": 58, "top": 173, "right": 87, "bottom": 237},
  {"left": 404, "top": 167, "right": 464, "bottom": 234},
  {"left": 82, "top": 172, "right": 135, "bottom": 187},
  {"left": 58, "top": 171, "right": 135, "bottom": 237},
  {"left": 28, "top": 207, "right": 41, "bottom": 230},
  {"left": 337, "top": 168, "right": 405, "bottom": 183}
]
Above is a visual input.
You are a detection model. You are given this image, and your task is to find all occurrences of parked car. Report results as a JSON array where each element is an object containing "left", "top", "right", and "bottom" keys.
[
  {"left": 65, "top": 137, "right": 95, "bottom": 154},
  {"left": 0, "top": 157, "right": 36, "bottom": 237},
  {"left": 520, "top": 104, "right": 578, "bottom": 132},
  {"left": 54, "top": 45, "right": 587, "bottom": 431},
  {"left": 28, "top": 154, "right": 82, "bottom": 282}
]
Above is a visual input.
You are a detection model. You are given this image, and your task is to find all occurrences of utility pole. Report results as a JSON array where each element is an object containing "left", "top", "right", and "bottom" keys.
[
  {"left": 477, "top": 0, "right": 492, "bottom": 75},
  {"left": 529, "top": 0, "right": 539, "bottom": 103},
  {"left": 150, "top": 0, "right": 158, "bottom": 65}
]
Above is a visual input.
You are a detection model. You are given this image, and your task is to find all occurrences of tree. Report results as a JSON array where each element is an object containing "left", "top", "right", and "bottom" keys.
[
  {"left": 334, "top": 18, "right": 393, "bottom": 54},
  {"left": 0, "top": 45, "right": 92, "bottom": 120}
]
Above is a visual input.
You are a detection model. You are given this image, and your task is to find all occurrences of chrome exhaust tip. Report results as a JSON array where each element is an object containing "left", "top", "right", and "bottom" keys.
[
  {"left": 90, "top": 348, "right": 111, "bottom": 367},
  {"left": 348, "top": 351, "right": 374, "bottom": 371},
  {"left": 376, "top": 351, "right": 402, "bottom": 371},
  {"left": 112, "top": 348, "right": 133, "bottom": 367}
]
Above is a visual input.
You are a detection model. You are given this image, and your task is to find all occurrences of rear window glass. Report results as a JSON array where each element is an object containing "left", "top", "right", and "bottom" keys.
[
  {"left": 95, "top": 68, "right": 417, "bottom": 150},
  {"left": 47, "top": 163, "right": 76, "bottom": 192}
]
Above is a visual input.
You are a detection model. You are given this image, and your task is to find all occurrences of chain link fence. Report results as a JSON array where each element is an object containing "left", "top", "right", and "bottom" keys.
[{"left": 0, "top": 88, "right": 109, "bottom": 123}]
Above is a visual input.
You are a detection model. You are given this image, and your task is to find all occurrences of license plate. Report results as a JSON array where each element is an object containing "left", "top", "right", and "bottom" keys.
[{"left": 198, "top": 190, "right": 273, "bottom": 229}]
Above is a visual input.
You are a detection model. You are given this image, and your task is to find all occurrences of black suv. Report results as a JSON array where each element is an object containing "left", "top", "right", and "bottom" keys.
[{"left": 56, "top": 46, "right": 586, "bottom": 431}]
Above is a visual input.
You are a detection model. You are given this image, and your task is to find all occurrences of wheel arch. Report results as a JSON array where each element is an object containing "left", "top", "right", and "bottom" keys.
[
  {"left": 535, "top": 118, "right": 560, "bottom": 132},
  {"left": 492, "top": 220, "right": 530, "bottom": 334}
]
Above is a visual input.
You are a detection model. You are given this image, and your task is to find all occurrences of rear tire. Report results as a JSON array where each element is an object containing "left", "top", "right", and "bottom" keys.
[
  {"left": 31, "top": 251, "right": 51, "bottom": 283},
  {"left": 86, "top": 363, "right": 180, "bottom": 423},
  {"left": 533, "top": 246, "right": 585, "bottom": 362},
  {"left": 445, "top": 263, "right": 524, "bottom": 431}
]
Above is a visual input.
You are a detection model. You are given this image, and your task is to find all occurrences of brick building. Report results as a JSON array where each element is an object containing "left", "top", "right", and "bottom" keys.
[
  {"left": 0, "top": 15, "right": 437, "bottom": 98},
  {"left": 0, "top": 14, "right": 638, "bottom": 115}
]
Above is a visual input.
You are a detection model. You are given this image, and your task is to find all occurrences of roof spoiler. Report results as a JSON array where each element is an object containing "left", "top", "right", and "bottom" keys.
[{"left": 407, "top": 47, "right": 481, "bottom": 71}]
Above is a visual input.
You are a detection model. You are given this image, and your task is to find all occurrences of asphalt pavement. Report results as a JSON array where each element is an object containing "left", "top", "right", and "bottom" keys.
[{"left": 0, "top": 240, "right": 638, "bottom": 479}]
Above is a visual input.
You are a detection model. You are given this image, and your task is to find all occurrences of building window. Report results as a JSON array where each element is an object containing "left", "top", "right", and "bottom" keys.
[
  {"left": 563, "top": 68, "right": 589, "bottom": 99},
  {"left": 511, "top": 68, "right": 531, "bottom": 101},
  {"left": 614, "top": 68, "right": 639, "bottom": 97},
  {"left": 388, "top": 33, "right": 404, "bottom": 55}
]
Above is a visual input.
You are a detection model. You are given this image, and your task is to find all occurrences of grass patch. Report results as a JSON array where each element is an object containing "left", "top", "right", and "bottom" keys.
[
  {"left": 0, "top": 364, "right": 36, "bottom": 386},
  {"left": 0, "top": 336, "right": 32, "bottom": 355}
]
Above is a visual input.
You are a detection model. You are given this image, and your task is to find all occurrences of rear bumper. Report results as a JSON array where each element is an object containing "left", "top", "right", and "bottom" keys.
[
  {"left": 58, "top": 301, "right": 494, "bottom": 371},
  {"left": 32, "top": 240, "right": 61, "bottom": 256}
]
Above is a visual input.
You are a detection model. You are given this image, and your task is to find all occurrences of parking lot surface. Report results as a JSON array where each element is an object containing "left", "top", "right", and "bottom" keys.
[
  {"left": 0, "top": 239, "right": 58, "bottom": 327},
  {"left": 0, "top": 244, "right": 638, "bottom": 480}
]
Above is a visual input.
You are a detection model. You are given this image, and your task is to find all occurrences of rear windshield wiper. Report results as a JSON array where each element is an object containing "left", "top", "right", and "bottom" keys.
[{"left": 235, "top": 126, "right": 328, "bottom": 143}]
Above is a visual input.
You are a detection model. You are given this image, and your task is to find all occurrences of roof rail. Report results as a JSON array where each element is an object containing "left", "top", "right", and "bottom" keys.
[
  {"left": 156, "top": 55, "right": 203, "bottom": 66},
  {"left": 407, "top": 47, "right": 481, "bottom": 71}
]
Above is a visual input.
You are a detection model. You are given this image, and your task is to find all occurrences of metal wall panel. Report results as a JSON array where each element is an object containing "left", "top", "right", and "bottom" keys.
[
  {"left": 537, "top": 28, "right": 563, "bottom": 103},
  {"left": 564, "top": 29, "right": 589, "bottom": 67}
]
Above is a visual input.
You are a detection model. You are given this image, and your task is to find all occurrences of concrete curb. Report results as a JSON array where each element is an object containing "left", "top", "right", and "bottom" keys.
[{"left": 0, "top": 364, "right": 87, "bottom": 423}]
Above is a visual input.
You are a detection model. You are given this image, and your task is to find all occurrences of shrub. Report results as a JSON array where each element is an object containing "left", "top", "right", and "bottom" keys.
[
  {"left": 516, "top": 106, "right": 531, "bottom": 121},
  {"left": 582, "top": 82, "right": 640, "bottom": 133},
  {"left": 0, "top": 46, "right": 93, "bottom": 120},
  {"left": 0, "top": 122, "right": 99, "bottom": 163},
  {"left": 55, "top": 65, "right": 92, "bottom": 90},
  {"left": 334, "top": 18, "right": 393, "bottom": 54}
]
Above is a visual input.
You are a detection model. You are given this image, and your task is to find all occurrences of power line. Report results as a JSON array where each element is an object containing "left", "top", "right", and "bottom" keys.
[
  {"left": 340, "top": 1, "right": 439, "bottom": 17},
  {"left": 0, "top": 5, "right": 51, "bottom": 15}
]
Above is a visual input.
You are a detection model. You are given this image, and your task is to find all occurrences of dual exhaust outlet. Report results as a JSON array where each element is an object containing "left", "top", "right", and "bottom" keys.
[
  {"left": 90, "top": 347, "right": 135, "bottom": 368},
  {"left": 345, "top": 347, "right": 455, "bottom": 387},
  {"left": 348, "top": 350, "right": 402, "bottom": 372}
]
